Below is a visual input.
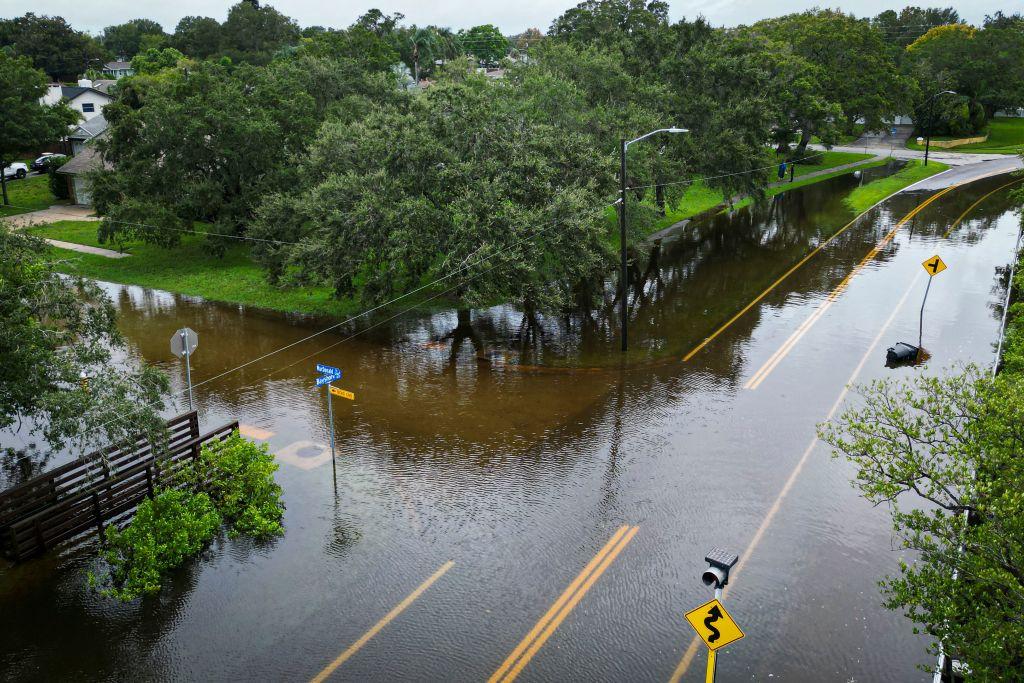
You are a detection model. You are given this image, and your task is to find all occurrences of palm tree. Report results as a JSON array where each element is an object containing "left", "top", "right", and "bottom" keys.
[{"left": 407, "top": 27, "right": 439, "bottom": 84}]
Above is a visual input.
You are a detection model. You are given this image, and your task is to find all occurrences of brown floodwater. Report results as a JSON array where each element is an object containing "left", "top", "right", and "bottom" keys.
[{"left": 1, "top": 165, "right": 1021, "bottom": 682}]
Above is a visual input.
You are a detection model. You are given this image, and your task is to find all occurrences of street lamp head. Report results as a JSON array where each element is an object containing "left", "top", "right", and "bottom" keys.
[{"left": 667, "top": 127, "right": 689, "bottom": 134}]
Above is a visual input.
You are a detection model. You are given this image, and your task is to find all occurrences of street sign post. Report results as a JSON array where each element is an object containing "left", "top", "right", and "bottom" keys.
[
  {"left": 919, "top": 255, "right": 948, "bottom": 348},
  {"left": 315, "top": 363, "right": 351, "bottom": 484},
  {"left": 685, "top": 598, "right": 745, "bottom": 683},
  {"left": 170, "top": 328, "right": 198, "bottom": 411}
]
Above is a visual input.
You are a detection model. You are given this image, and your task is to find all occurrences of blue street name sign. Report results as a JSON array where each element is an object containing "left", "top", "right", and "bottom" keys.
[{"left": 315, "top": 363, "right": 342, "bottom": 386}]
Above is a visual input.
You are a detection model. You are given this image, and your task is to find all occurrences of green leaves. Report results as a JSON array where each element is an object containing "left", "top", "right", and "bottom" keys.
[
  {"left": 92, "top": 432, "right": 284, "bottom": 601},
  {"left": 819, "top": 363, "right": 1024, "bottom": 678},
  {"left": 0, "top": 230, "right": 169, "bottom": 469}
]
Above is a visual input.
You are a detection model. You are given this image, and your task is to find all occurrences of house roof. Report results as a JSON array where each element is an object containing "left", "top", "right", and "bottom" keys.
[
  {"left": 104, "top": 61, "right": 133, "bottom": 71},
  {"left": 58, "top": 137, "right": 111, "bottom": 176},
  {"left": 92, "top": 80, "right": 117, "bottom": 94},
  {"left": 60, "top": 86, "right": 113, "bottom": 102},
  {"left": 69, "top": 114, "right": 108, "bottom": 140}
]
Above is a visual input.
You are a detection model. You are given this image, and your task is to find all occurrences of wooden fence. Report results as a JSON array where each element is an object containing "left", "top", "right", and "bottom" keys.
[{"left": 0, "top": 412, "right": 238, "bottom": 562}]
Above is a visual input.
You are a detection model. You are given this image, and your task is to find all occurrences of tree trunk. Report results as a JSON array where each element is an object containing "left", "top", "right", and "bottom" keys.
[
  {"left": 655, "top": 184, "right": 666, "bottom": 216},
  {"left": 413, "top": 45, "right": 420, "bottom": 84},
  {"left": 794, "top": 127, "right": 813, "bottom": 156},
  {"left": 1, "top": 161, "right": 8, "bottom": 206}
]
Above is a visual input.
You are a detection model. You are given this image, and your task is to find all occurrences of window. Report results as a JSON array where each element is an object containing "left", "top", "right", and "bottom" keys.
[{"left": 81, "top": 103, "right": 95, "bottom": 113}]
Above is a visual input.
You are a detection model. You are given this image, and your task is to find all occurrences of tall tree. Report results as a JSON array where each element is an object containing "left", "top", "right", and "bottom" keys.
[
  {"left": 101, "top": 19, "right": 166, "bottom": 59},
  {"left": 250, "top": 74, "right": 613, "bottom": 318},
  {"left": 872, "top": 6, "right": 960, "bottom": 49},
  {"left": 171, "top": 16, "right": 223, "bottom": 59},
  {"left": 0, "top": 52, "right": 78, "bottom": 206},
  {"left": 0, "top": 13, "right": 109, "bottom": 81},
  {"left": 0, "top": 230, "right": 169, "bottom": 480},
  {"left": 458, "top": 24, "right": 509, "bottom": 65},
  {"left": 905, "top": 24, "right": 1024, "bottom": 120},
  {"left": 220, "top": 1, "right": 300, "bottom": 65},
  {"left": 401, "top": 26, "right": 440, "bottom": 82},
  {"left": 751, "top": 10, "right": 911, "bottom": 154}
]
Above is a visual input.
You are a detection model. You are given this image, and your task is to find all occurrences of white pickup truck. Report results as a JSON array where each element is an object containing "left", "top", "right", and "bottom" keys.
[{"left": 2, "top": 162, "right": 29, "bottom": 180}]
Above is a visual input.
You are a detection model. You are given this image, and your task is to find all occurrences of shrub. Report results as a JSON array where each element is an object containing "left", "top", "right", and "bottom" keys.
[
  {"left": 191, "top": 432, "right": 285, "bottom": 539},
  {"left": 44, "top": 156, "right": 70, "bottom": 200},
  {"left": 93, "top": 489, "right": 221, "bottom": 601}
]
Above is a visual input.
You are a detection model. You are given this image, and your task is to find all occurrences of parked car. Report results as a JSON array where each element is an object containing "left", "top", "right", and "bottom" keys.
[
  {"left": 2, "top": 162, "right": 28, "bottom": 180},
  {"left": 31, "top": 153, "right": 66, "bottom": 173}
]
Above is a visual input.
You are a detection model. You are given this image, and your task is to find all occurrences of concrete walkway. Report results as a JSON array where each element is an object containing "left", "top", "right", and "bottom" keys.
[
  {"left": 3, "top": 204, "right": 127, "bottom": 259},
  {"left": 3, "top": 204, "right": 100, "bottom": 227}
]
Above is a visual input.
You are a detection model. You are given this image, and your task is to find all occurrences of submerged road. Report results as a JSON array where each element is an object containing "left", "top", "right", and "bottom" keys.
[{"left": 1, "top": 169, "right": 1022, "bottom": 681}]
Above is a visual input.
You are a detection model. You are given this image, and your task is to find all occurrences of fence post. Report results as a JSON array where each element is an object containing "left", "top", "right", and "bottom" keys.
[
  {"left": 92, "top": 492, "right": 105, "bottom": 540},
  {"left": 33, "top": 519, "right": 45, "bottom": 553}
]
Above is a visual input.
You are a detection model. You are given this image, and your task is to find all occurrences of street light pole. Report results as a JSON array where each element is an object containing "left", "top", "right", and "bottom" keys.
[{"left": 619, "top": 127, "right": 688, "bottom": 352}]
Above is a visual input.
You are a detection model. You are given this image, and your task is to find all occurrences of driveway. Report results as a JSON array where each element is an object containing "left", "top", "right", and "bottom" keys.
[{"left": 3, "top": 204, "right": 100, "bottom": 228}]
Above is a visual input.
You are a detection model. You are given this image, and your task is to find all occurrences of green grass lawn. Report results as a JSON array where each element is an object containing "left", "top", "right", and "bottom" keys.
[
  {"left": 27, "top": 221, "right": 362, "bottom": 317},
  {"left": 0, "top": 173, "right": 61, "bottom": 217},
  {"left": 905, "top": 117, "right": 1024, "bottom": 154},
  {"left": 842, "top": 159, "right": 950, "bottom": 213},
  {"left": 610, "top": 151, "right": 876, "bottom": 240}
]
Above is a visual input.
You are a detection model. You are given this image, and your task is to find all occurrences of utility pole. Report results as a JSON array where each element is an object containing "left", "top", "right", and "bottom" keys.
[
  {"left": 619, "top": 138, "right": 628, "bottom": 352},
  {"left": 618, "top": 127, "right": 688, "bottom": 352}
]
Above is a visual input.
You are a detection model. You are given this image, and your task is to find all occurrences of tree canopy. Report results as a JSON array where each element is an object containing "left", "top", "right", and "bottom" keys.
[
  {"left": 101, "top": 19, "right": 167, "bottom": 59},
  {"left": 0, "top": 52, "right": 79, "bottom": 205},
  {"left": 0, "top": 13, "right": 108, "bottom": 81},
  {"left": 0, "top": 230, "right": 168, "bottom": 479}
]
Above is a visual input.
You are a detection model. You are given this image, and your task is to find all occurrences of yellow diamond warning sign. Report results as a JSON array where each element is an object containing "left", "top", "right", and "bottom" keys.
[
  {"left": 922, "top": 255, "right": 947, "bottom": 277},
  {"left": 684, "top": 598, "right": 745, "bottom": 651}
]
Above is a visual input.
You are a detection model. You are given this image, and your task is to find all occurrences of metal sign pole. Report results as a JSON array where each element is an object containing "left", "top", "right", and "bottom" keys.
[
  {"left": 706, "top": 585, "right": 723, "bottom": 683},
  {"left": 919, "top": 275, "right": 933, "bottom": 349},
  {"left": 326, "top": 382, "right": 336, "bottom": 462},
  {"left": 182, "top": 330, "right": 194, "bottom": 411}
]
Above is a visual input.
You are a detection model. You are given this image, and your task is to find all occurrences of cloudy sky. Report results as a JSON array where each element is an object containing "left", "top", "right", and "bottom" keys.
[{"left": 3, "top": 0, "right": 1016, "bottom": 34}]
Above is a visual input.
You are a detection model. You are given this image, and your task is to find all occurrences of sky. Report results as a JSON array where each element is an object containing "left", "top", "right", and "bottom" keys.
[{"left": 1, "top": 0, "right": 1017, "bottom": 35}]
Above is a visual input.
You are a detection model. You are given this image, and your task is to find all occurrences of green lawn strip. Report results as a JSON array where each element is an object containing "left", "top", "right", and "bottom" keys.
[
  {"left": 607, "top": 151, "right": 875, "bottom": 242},
  {"left": 842, "top": 159, "right": 950, "bottom": 213},
  {"left": 27, "top": 222, "right": 362, "bottom": 317},
  {"left": 731, "top": 158, "right": 891, "bottom": 211},
  {"left": 905, "top": 117, "right": 1024, "bottom": 155},
  {"left": 0, "top": 173, "right": 62, "bottom": 217}
]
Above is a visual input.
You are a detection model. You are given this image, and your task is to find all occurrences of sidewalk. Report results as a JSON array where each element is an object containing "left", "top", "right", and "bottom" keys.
[{"left": 3, "top": 204, "right": 127, "bottom": 259}]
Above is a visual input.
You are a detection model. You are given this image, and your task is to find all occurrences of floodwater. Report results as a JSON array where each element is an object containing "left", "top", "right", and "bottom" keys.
[{"left": 1, "top": 165, "right": 1021, "bottom": 682}]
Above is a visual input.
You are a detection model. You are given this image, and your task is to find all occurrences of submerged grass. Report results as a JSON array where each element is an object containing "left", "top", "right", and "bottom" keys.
[{"left": 842, "top": 160, "right": 950, "bottom": 213}]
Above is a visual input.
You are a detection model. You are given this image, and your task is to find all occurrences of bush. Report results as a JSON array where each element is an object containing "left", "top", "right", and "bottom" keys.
[
  {"left": 93, "top": 489, "right": 221, "bottom": 601},
  {"left": 90, "top": 433, "right": 284, "bottom": 601},
  {"left": 190, "top": 432, "right": 285, "bottom": 539},
  {"left": 44, "top": 156, "right": 69, "bottom": 200}
]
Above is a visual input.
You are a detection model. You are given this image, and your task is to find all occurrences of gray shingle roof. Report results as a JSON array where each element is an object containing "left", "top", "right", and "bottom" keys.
[
  {"left": 69, "top": 113, "right": 108, "bottom": 140},
  {"left": 104, "top": 61, "right": 132, "bottom": 71}
]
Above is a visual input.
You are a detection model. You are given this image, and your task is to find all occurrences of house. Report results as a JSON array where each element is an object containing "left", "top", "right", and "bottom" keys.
[
  {"left": 57, "top": 135, "right": 110, "bottom": 206},
  {"left": 103, "top": 60, "right": 134, "bottom": 79},
  {"left": 40, "top": 80, "right": 113, "bottom": 121},
  {"left": 67, "top": 114, "right": 108, "bottom": 156}
]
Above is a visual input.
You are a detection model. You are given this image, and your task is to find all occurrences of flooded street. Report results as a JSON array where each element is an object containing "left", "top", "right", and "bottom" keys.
[{"left": 2, "top": 168, "right": 1021, "bottom": 681}]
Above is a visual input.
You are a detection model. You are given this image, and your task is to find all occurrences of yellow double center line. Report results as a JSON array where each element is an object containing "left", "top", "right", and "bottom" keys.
[
  {"left": 743, "top": 183, "right": 959, "bottom": 390},
  {"left": 489, "top": 525, "right": 640, "bottom": 683},
  {"left": 942, "top": 177, "right": 1024, "bottom": 238}
]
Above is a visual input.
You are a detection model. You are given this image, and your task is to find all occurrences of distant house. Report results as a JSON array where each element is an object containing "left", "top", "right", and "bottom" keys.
[
  {"left": 57, "top": 135, "right": 110, "bottom": 206},
  {"left": 67, "top": 114, "right": 108, "bottom": 156},
  {"left": 103, "top": 60, "right": 134, "bottom": 79},
  {"left": 40, "top": 80, "right": 113, "bottom": 121}
]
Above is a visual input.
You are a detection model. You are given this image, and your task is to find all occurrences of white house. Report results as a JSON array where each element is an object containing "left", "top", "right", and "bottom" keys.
[
  {"left": 102, "top": 60, "right": 134, "bottom": 79},
  {"left": 40, "top": 80, "right": 113, "bottom": 121}
]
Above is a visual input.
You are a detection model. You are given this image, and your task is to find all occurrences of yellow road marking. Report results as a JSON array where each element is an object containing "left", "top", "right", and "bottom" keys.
[
  {"left": 744, "top": 184, "right": 958, "bottom": 390},
  {"left": 310, "top": 560, "right": 455, "bottom": 683},
  {"left": 490, "top": 525, "right": 639, "bottom": 683},
  {"left": 669, "top": 272, "right": 923, "bottom": 682},
  {"left": 683, "top": 181, "right": 955, "bottom": 363},
  {"left": 942, "top": 178, "right": 1023, "bottom": 238}
]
